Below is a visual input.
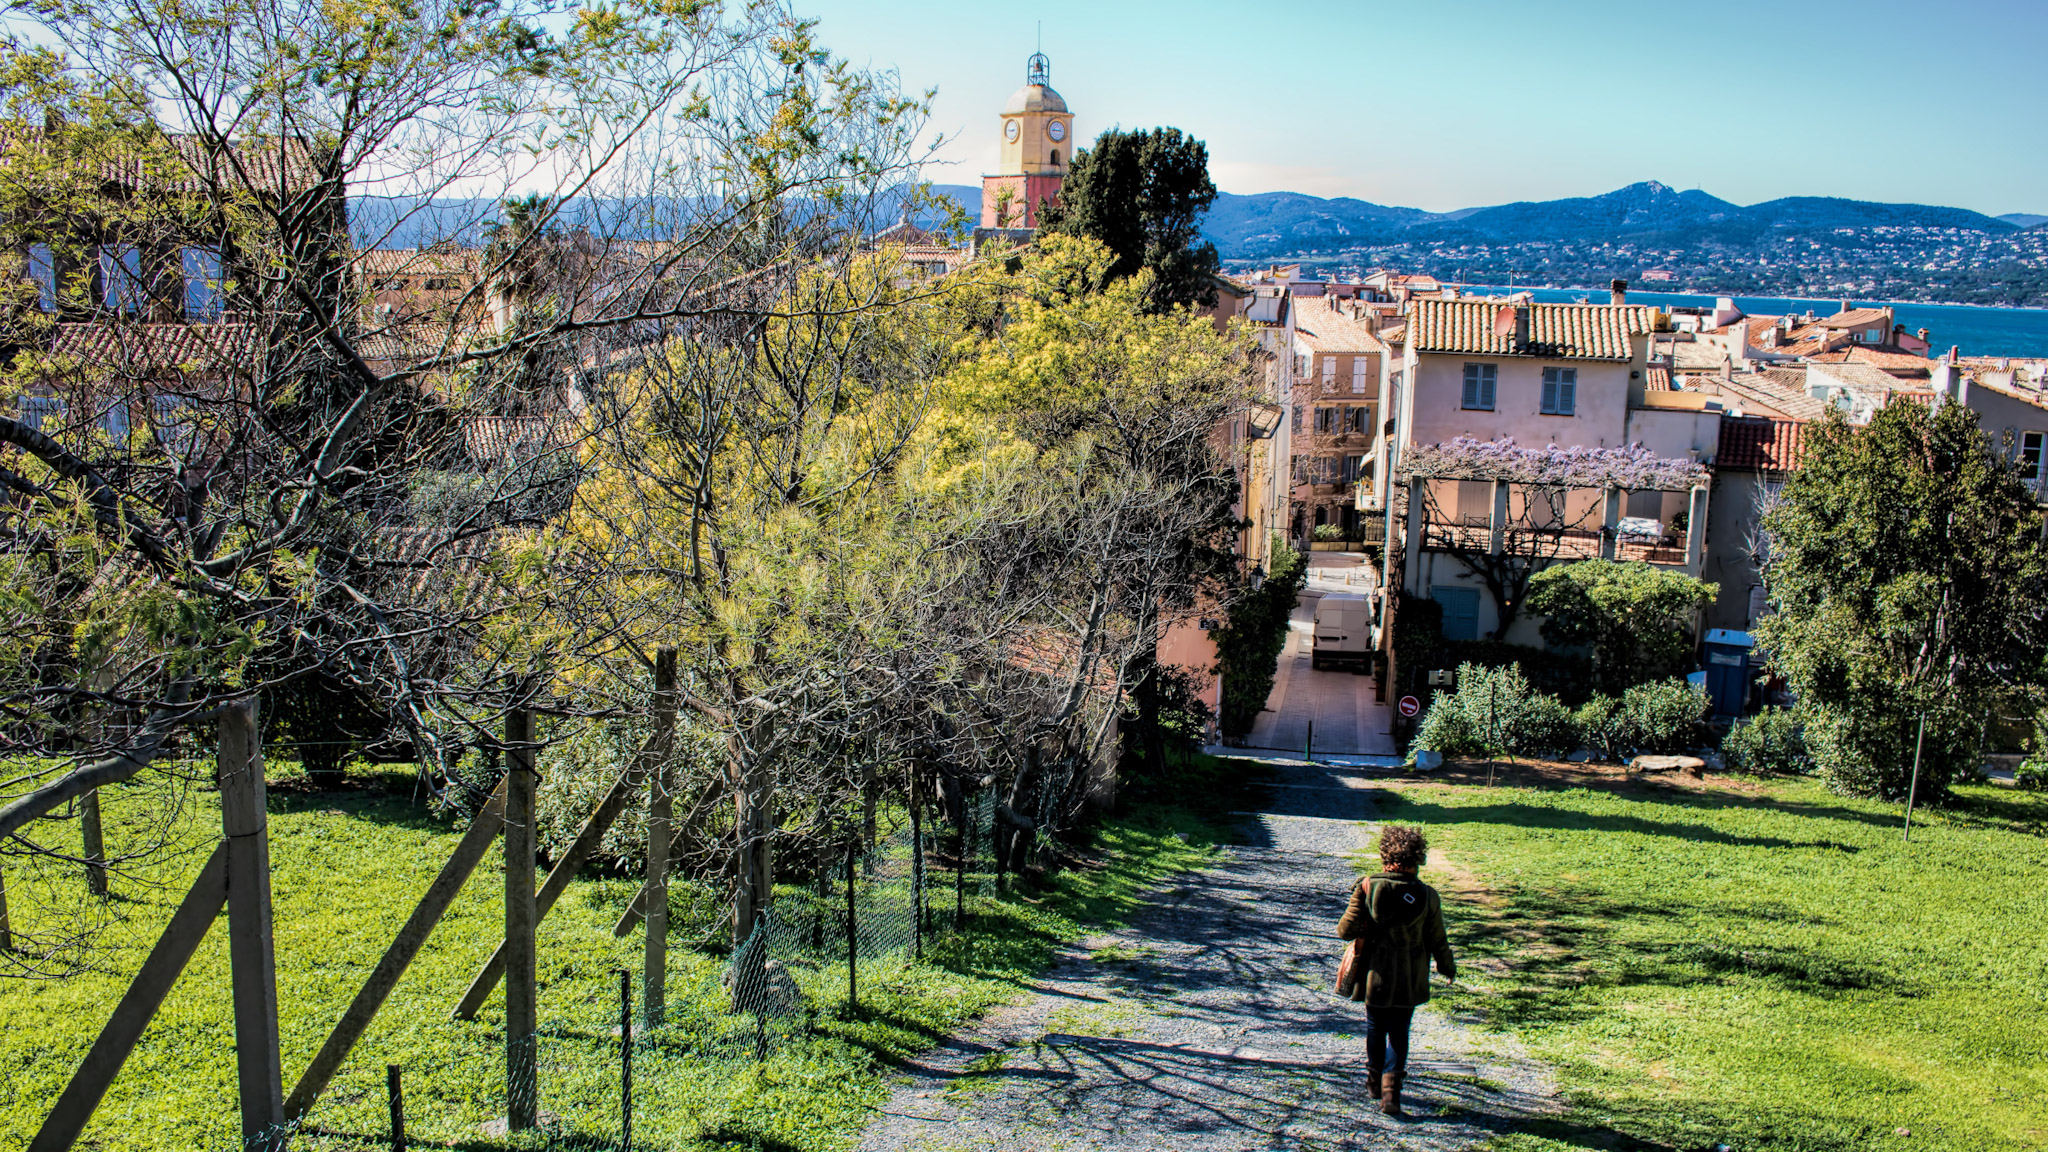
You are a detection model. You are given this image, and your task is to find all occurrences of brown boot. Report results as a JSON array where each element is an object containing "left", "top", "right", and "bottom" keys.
[
  {"left": 1380, "top": 1072, "right": 1403, "bottom": 1117},
  {"left": 1365, "top": 1064, "right": 1383, "bottom": 1101}
]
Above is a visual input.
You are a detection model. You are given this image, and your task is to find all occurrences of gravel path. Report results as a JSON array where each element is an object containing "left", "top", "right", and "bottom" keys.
[{"left": 855, "top": 762, "right": 1559, "bottom": 1151}]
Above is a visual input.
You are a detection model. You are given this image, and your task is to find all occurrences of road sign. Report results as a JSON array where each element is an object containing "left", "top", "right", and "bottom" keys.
[{"left": 1397, "top": 695, "right": 1421, "bottom": 718}]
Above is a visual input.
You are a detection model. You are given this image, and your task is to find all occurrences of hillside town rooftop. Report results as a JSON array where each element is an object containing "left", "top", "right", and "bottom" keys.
[{"left": 1409, "top": 298, "right": 1651, "bottom": 361}]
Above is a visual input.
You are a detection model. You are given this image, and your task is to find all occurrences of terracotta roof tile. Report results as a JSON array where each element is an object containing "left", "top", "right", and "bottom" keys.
[
  {"left": 43, "top": 322, "right": 254, "bottom": 375},
  {"left": 1408, "top": 299, "right": 1649, "bottom": 361},
  {"left": 1717, "top": 416, "right": 1806, "bottom": 471},
  {"left": 1646, "top": 365, "right": 1673, "bottom": 392}
]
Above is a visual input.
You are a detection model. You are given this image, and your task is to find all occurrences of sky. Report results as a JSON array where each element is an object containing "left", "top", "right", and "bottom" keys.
[{"left": 796, "top": 0, "right": 2048, "bottom": 216}]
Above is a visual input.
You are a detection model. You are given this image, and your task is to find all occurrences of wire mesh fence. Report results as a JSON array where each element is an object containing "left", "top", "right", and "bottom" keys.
[{"left": 241, "top": 789, "right": 1005, "bottom": 1151}]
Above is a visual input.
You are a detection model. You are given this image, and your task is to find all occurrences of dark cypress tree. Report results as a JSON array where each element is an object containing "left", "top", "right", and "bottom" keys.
[{"left": 1037, "top": 127, "right": 1221, "bottom": 311}]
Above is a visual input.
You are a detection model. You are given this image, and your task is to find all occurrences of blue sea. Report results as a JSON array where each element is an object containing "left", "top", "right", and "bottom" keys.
[{"left": 1461, "top": 285, "right": 2048, "bottom": 359}]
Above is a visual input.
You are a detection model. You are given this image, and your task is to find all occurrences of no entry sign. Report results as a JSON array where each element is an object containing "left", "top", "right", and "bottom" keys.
[{"left": 1397, "top": 695, "right": 1421, "bottom": 718}]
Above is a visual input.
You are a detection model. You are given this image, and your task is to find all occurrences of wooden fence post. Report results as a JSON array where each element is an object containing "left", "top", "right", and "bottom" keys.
[
  {"left": 385, "top": 1064, "right": 405, "bottom": 1152},
  {"left": 642, "top": 648, "right": 678, "bottom": 1027},
  {"left": 81, "top": 788, "right": 107, "bottom": 897},
  {"left": 457, "top": 653, "right": 679, "bottom": 1022},
  {"left": 503, "top": 708, "right": 538, "bottom": 1132},
  {"left": 219, "top": 699, "right": 286, "bottom": 1149},
  {"left": 0, "top": 858, "right": 11, "bottom": 953}
]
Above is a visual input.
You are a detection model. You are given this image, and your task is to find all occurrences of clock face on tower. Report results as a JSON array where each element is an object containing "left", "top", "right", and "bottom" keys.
[
  {"left": 1048, "top": 120, "right": 1066, "bottom": 142},
  {"left": 1004, "top": 119, "right": 1019, "bottom": 142}
]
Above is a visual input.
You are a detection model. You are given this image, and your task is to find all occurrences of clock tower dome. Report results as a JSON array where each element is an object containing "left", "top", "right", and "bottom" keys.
[{"left": 979, "top": 52, "right": 1072, "bottom": 233}]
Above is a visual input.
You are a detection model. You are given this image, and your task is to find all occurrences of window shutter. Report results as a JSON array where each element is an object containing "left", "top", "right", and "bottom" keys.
[
  {"left": 1481, "top": 369, "right": 1496, "bottom": 410},
  {"left": 1352, "top": 359, "right": 1367, "bottom": 393},
  {"left": 1558, "top": 369, "right": 1575, "bottom": 415},
  {"left": 1462, "top": 365, "right": 1480, "bottom": 409},
  {"left": 1541, "top": 370, "right": 1558, "bottom": 414}
]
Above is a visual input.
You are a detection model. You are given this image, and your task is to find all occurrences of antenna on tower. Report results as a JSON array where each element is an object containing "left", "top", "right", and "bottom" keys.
[{"left": 1028, "top": 22, "right": 1049, "bottom": 85}]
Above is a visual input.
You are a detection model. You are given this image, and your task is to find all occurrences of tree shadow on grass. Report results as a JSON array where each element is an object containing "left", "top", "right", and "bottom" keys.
[
  {"left": 267, "top": 784, "right": 458, "bottom": 835},
  {"left": 1380, "top": 792, "right": 1869, "bottom": 854},
  {"left": 1438, "top": 867, "right": 1917, "bottom": 1043},
  {"left": 1425, "top": 758, "right": 1928, "bottom": 836}
]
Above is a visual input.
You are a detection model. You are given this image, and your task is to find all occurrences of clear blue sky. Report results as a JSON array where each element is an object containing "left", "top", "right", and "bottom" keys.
[{"left": 799, "top": 0, "right": 2048, "bottom": 216}]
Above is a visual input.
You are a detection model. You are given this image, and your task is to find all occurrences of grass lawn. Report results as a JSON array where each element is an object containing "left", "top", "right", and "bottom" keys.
[
  {"left": 1374, "top": 761, "right": 2048, "bottom": 1152},
  {"left": 0, "top": 760, "right": 1227, "bottom": 1151}
]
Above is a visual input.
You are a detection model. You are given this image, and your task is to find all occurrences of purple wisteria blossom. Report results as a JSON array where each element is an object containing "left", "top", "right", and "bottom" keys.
[{"left": 1400, "top": 437, "right": 1707, "bottom": 491}]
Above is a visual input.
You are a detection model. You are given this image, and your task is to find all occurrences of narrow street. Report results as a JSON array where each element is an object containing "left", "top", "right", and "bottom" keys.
[{"left": 1242, "top": 554, "right": 1398, "bottom": 761}]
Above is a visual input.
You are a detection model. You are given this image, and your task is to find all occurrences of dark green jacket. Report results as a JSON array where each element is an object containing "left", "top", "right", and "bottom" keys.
[{"left": 1336, "top": 871, "right": 1456, "bottom": 1006}]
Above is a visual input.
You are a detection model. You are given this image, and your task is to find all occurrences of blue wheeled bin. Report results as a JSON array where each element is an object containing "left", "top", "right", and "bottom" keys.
[{"left": 1701, "top": 629, "right": 1755, "bottom": 719}]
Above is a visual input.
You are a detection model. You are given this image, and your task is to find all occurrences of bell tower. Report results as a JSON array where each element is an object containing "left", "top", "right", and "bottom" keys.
[{"left": 980, "top": 52, "right": 1072, "bottom": 233}]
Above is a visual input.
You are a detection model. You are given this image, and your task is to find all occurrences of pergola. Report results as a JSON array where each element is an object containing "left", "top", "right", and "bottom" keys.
[{"left": 1395, "top": 437, "right": 1713, "bottom": 618}]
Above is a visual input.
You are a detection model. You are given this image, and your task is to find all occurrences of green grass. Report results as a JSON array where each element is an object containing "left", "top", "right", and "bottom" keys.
[
  {"left": 1374, "top": 771, "right": 2048, "bottom": 1152},
  {"left": 0, "top": 761, "right": 1227, "bottom": 1151}
]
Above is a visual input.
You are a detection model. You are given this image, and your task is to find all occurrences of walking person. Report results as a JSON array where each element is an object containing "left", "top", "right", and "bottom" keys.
[{"left": 1336, "top": 825, "right": 1456, "bottom": 1117}]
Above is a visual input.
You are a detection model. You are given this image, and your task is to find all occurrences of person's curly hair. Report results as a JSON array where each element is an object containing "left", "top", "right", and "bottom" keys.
[{"left": 1376, "top": 824, "right": 1428, "bottom": 870}]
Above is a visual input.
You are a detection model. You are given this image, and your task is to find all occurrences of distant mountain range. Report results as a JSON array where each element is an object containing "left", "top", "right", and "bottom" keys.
[
  {"left": 928, "top": 180, "right": 2037, "bottom": 257},
  {"left": 924, "top": 180, "right": 2048, "bottom": 305}
]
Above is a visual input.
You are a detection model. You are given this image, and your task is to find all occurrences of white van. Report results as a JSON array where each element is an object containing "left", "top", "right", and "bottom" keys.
[{"left": 1311, "top": 592, "right": 1374, "bottom": 672}]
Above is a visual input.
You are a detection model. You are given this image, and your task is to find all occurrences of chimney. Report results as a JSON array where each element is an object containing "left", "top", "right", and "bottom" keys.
[
  {"left": 1762, "top": 325, "right": 1778, "bottom": 349},
  {"left": 1838, "top": 300, "right": 1852, "bottom": 314},
  {"left": 1949, "top": 345, "right": 1960, "bottom": 363},
  {"left": 1917, "top": 327, "right": 1929, "bottom": 342},
  {"left": 1610, "top": 279, "right": 1628, "bottom": 307},
  {"left": 1514, "top": 304, "right": 1531, "bottom": 349}
]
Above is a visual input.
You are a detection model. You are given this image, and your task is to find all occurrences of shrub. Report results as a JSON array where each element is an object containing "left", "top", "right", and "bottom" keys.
[
  {"left": 1413, "top": 686, "right": 1482, "bottom": 757},
  {"left": 1525, "top": 559, "right": 1716, "bottom": 695},
  {"left": 1215, "top": 535, "right": 1309, "bottom": 737},
  {"left": 1517, "top": 692, "right": 1580, "bottom": 759},
  {"left": 1311, "top": 523, "right": 1343, "bottom": 541},
  {"left": 1722, "top": 706, "right": 1814, "bottom": 775},
  {"left": 1801, "top": 700, "right": 1978, "bottom": 800},
  {"left": 534, "top": 719, "right": 652, "bottom": 872},
  {"left": 2017, "top": 759, "right": 2047, "bottom": 791},
  {"left": 531, "top": 718, "right": 723, "bottom": 873},
  {"left": 260, "top": 671, "right": 393, "bottom": 785},
  {"left": 1574, "top": 694, "right": 1624, "bottom": 760},
  {"left": 1413, "top": 662, "right": 1576, "bottom": 760},
  {"left": 1616, "top": 678, "right": 1710, "bottom": 754}
]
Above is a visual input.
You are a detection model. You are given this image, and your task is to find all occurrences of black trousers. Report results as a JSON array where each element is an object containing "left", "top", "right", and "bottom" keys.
[{"left": 1365, "top": 1003, "right": 1416, "bottom": 1076}]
